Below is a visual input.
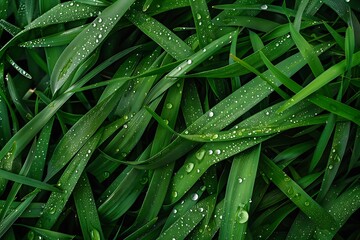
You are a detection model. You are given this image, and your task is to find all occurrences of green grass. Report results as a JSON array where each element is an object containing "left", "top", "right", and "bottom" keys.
[{"left": 0, "top": 0, "right": 360, "bottom": 239}]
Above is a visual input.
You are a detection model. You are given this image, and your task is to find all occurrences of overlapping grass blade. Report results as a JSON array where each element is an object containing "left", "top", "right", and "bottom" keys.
[
  {"left": 0, "top": 189, "right": 39, "bottom": 238},
  {"left": 45, "top": 89, "right": 121, "bottom": 181},
  {"left": 317, "top": 122, "right": 350, "bottom": 201},
  {"left": 20, "top": 25, "right": 86, "bottom": 48},
  {"left": 18, "top": 225, "right": 75, "bottom": 240},
  {"left": 50, "top": 0, "right": 135, "bottom": 94},
  {"left": 36, "top": 130, "right": 101, "bottom": 230},
  {"left": 278, "top": 50, "right": 360, "bottom": 113},
  {"left": 133, "top": 43, "right": 328, "bottom": 171},
  {"left": 259, "top": 156, "right": 337, "bottom": 230}
]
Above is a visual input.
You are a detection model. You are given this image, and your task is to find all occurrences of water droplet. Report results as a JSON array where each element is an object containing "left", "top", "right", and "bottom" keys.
[
  {"left": 328, "top": 165, "right": 333, "bottom": 170},
  {"left": 185, "top": 163, "right": 195, "bottom": 173},
  {"left": 237, "top": 209, "right": 249, "bottom": 223},
  {"left": 195, "top": 149, "right": 206, "bottom": 160},
  {"left": 49, "top": 207, "right": 56, "bottom": 214},
  {"left": 208, "top": 150, "right": 213, "bottom": 155},
  {"left": 173, "top": 209, "right": 178, "bottom": 214},
  {"left": 166, "top": 103, "right": 173, "bottom": 109},
  {"left": 191, "top": 193, "right": 199, "bottom": 201},
  {"left": 90, "top": 229, "right": 101, "bottom": 240},
  {"left": 238, "top": 177, "right": 243, "bottom": 183},
  {"left": 98, "top": 33, "right": 102, "bottom": 38},
  {"left": 187, "top": 59, "right": 192, "bottom": 64},
  {"left": 215, "top": 149, "right": 221, "bottom": 155},
  {"left": 103, "top": 171, "right": 110, "bottom": 179},
  {"left": 27, "top": 231, "right": 34, "bottom": 240},
  {"left": 197, "top": 13, "right": 202, "bottom": 19},
  {"left": 304, "top": 201, "right": 310, "bottom": 206},
  {"left": 98, "top": 18, "right": 102, "bottom": 23},
  {"left": 345, "top": 0, "right": 350, "bottom": 2},
  {"left": 208, "top": 111, "right": 214, "bottom": 117},
  {"left": 261, "top": 4, "right": 268, "bottom": 10},
  {"left": 172, "top": 191, "right": 178, "bottom": 198}
]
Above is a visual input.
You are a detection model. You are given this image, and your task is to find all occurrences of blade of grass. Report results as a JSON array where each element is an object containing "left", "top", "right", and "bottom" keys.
[
  {"left": 317, "top": 122, "right": 350, "bottom": 201},
  {"left": 50, "top": 0, "right": 135, "bottom": 95},
  {"left": 259, "top": 157, "right": 337, "bottom": 230},
  {"left": 36, "top": 129, "right": 102, "bottom": 230},
  {"left": 73, "top": 173, "right": 104, "bottom": 240},
  {"left": 277, "top": 51, "right": 360, "bottom": 113},
  {"left": 219, "top": 145, "right": 261, "bottom": 240},
  {"left": 0, "top": 189, "right": 39, "bottom": 238}
]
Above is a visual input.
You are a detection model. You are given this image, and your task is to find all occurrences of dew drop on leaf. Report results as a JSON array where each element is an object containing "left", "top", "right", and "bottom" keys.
[
  {"left": 195, "top": 149, "right": 206, "bottom": 160},
  {"left": 185, "top": 162, "right": 195, "bottom": 173},
  {"left": 237, "top": 208, "right": 249, "bottom": 223}
]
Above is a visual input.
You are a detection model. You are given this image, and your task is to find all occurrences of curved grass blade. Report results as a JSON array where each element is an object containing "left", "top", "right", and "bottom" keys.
[
  {"left": 0, "top": 189, "right": 39, "bottom": 238},
  {"left": 145, "top": 31, "right": 235, "bottom": 103},
  {"left": 45, "top": 89, "right": 121, "bottom": 181},
  {"left": 25, "top": 1, "right": 103, "bottom": 30},
  {"left": 278, "top": 50, "right": 360, "bottom": 113},
  {"left": 130, "top": 81, "right": 184, "bottom": 230},
  {"left": 19, "top": 25, "right": 86, "bottom": 48},
  {"left": 126, "top": 9, "right": 193, "bottom": 60},
  {"left": 187, "top": 34, "right": 294, "bottom": 78},
  {"left": 317, "top": 122, "right": 350, "bottom": 201},
  {"left": 6, "top": 56, "right": 32, "bottom": 79},
  {"left": 73, "top": 173, "right": 104, "bottom": 240},
  {"left": 0, "top": 139, "right": 36, "bottom": 221},
  {"left": 219, "top": 145, "right": 261, "bottom": 240},
  {"left": 0, "top": 1, "right": 103, "bottom": 58},
  {"left": 6, "top": 74, "right": 33, "bottom": 121},
  {"left": 259, "top": 157, "right": 337, "bottom": 230},
  {"left": 50, "top": 0, "right": 135, "bottom": 94},
  {"left": 289, "top": 22, "right": 324, "bottom": 77},
  {"left": 36, "top": 130, "right": 101, "bottom": 230},
  {"left": 158, "top": 196, "right": 213, "bottom": 240},
  {"left": 19, "top": 225, "right": 75, "bottom": 240},
  {"left": 129, "top": 43, "right": 328, "bottom": 170},
  {"left": 0, "top": 169, "right": 59, "bottom": 192},
  {"left": 0, "top": 43, "right": 140, "bottom": 171},
  {"left": 0, "top": 19, "right": 21, "bottom": 36}
]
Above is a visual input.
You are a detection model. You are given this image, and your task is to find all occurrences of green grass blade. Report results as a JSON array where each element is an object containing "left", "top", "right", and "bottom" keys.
[
  {"left": 36, "top": 130, "right": 101, "bottom": 230},
  {"left": 0, "top": 189, "right": 39, "bottom": 238},
  {"left": 278, "top": 50, "right": 360, "bottom": 113},
  {"left": 73, "top": 173, "right": 104, "bottom": 240},
  {"left": 158, "top": 196, "right": 213, "bottom": 240},
  {"left": 45, "top": 90, "right": 121, "bottom": 181},
  {"left": 219, "top": 145, "right": 261, "bottom": 240},
  {"left": 18, "top": 225, "right": 75, "bottom": 240},
  {"left": 126, "top": 9, "right": 193, "bottom": 60},
  {"left": 289, "top": 22, "right": 324, "bottom": 77},
  {"left": 20, "top": 25, "right": 86, "bottom": 48},
  {"left": 317, "top": 122, "right": 350, "bottom": 201},
  {"left": 259, "top": 157, "right": 337, "bottom": 230},
  {"left": 0, "top": 169, "right": 59, "bottom": 192},
  {"left": 50, "top": 0, "right": 135, "bottom": 94}
]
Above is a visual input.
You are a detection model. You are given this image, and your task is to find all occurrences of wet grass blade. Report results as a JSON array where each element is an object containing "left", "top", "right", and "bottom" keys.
[
  {"left": 259, "top": 156, "right": 337, "bottom": 230},
  {"left": 278, "top": 50, "right": 360, "bottom": 113},
  {"left": 50, "top": 0, "right": 135, "bottom": 94},
  {"left": 219, "top": 145, "right": 261, "bottom": 240},
  {"left": 0, "top": 169, "right": 59, "bottom": 192},
  {"left": 73, "top": 173, "right": 104, "bottom": 240},
  {"left": 36, "top": 130, "right": 101, "bottom": 230}
]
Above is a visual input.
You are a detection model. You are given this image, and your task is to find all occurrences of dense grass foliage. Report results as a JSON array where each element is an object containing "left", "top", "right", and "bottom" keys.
[{"left": 0, "top": 0, "right": 360, "bottom": 239}]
